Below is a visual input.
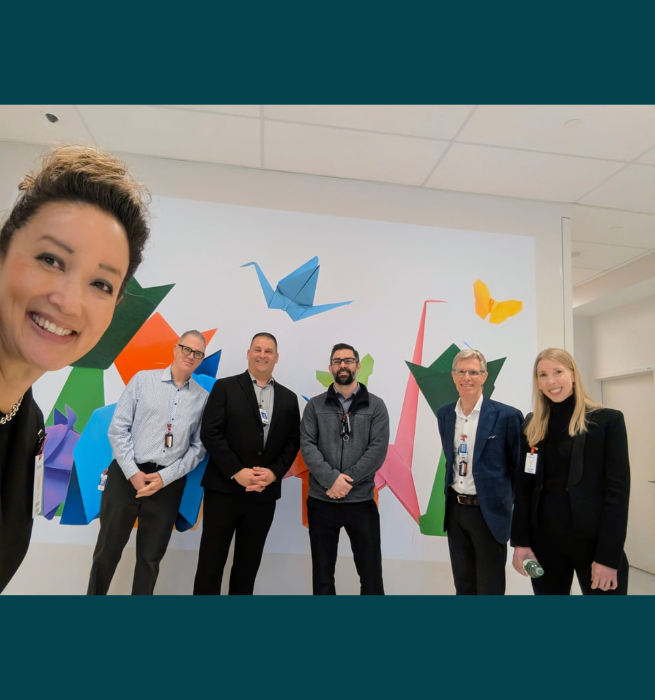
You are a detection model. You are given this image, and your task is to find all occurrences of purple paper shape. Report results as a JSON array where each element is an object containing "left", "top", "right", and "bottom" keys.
[{"left": 43, "top": 406, "right": 80, "bottom": 519}]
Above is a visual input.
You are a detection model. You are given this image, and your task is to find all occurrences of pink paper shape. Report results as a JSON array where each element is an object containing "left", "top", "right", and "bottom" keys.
[{"left": 375, "top": 300, "right": 444, "bottom": 522}]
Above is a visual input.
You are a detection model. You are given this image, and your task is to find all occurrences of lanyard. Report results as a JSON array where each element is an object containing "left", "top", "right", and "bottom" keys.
[{"left": 341, "top": 413, "right": 351, "bottom": 442}]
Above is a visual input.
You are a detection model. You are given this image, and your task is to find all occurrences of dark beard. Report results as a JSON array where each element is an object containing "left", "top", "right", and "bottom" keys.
[{"left": 333, "top": 368, "right": 355, "bottom": 385}]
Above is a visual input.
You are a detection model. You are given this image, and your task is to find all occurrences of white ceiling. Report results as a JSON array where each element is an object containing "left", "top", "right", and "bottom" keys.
[{"left": 1, "top": 104, "right": 655, "bottom": 294}]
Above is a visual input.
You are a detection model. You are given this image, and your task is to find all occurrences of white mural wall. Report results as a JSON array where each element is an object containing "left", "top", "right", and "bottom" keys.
[{"left": 31, "top": 195, "right": 537, "bottom": 563}]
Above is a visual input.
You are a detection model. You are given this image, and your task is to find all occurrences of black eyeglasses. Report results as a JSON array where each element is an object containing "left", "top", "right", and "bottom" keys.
[
  {"left": 178, "top": 344, "right": 205, "bottom": 360},
  {"left": 331, "top": 358, "right": 357, "bottom": 366}
]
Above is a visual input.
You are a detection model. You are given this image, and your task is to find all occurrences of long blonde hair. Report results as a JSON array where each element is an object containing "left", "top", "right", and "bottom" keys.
[{"left": 524, "top": 348, "right": 600, "bottom": 447}]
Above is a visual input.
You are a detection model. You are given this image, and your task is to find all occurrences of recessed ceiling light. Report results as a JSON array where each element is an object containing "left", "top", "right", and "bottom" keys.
[
  {"left": 564, "top": 118, "right": 582, "bottom": 129},
  {"left": 45, "top": 113, "right": 59, "bottom": 123},
  {"left": 571, "top": 251, "right": 582, "bottom": 258}
]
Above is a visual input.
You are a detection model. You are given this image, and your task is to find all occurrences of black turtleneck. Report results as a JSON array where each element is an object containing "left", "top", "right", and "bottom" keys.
[{"left": 539, "top": 392, "right": 576, "bottom": 534}]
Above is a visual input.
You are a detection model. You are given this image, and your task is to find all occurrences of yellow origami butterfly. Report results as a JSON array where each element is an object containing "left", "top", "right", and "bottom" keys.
[{"left": 473, "top": 279, "right": 523, "bottom": 324}]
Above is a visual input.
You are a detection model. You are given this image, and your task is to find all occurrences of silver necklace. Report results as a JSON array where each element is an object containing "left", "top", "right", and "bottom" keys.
[{"left": 0, "top": 394, "right": 24, "bottom": 425}]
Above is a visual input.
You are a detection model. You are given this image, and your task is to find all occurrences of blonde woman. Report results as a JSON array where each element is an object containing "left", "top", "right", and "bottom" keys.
[{"left": 511, "top": 348, "right": 630, "bottom": 595}]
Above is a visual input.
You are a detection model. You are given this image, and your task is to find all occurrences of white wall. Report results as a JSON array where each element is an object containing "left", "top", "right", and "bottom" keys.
[
  {"left": 0, "top": 141, "right": 571, "bottom": 350},
  {"left": 572, "top": 315, "right": 598, "bottom": 401},
  {"left": 585, "top": 293, "right": 655, "bottom": 381},
  {"left": 0, "top": 140, "right": 572, "bottom": 594}
]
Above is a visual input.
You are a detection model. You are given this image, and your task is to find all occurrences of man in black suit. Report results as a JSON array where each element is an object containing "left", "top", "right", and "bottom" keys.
[
  {"left": 436, "top": 349, "right": 523, "bottom": 595},
  {"left": 193, "top": 332, "right": 300, "bottom": 595}
]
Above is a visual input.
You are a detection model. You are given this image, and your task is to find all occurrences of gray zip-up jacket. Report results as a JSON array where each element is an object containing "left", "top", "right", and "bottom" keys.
[{"left": 300, "top": 383, "right": 390, "bottom": 503}]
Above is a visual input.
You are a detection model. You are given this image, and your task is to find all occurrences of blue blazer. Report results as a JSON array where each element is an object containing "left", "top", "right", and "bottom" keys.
[{"left": 437, "top": 396, "right": 524, "bottom": 543}]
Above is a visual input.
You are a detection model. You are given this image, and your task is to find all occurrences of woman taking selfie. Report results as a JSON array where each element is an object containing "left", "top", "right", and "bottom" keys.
[
  {"left": 0, "top": 146, "right": 150, "bottom": 591},
  {"left": 511, "top": 348, "right": 630, "bottom": 595}
]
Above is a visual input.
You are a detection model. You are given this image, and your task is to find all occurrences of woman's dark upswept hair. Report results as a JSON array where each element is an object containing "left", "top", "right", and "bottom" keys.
[{"left": 0, "top": 145, "right": 151, "bottom": 296}]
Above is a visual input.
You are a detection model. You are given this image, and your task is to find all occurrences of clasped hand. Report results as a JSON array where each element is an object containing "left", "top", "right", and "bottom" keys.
[
  {"left": 130, "top": 471, "right": 164, "bottom": 498},
  {"left": 327, "top": 473, "right": 353, "bottom": 499},
  {"left": 234, "top": 467, "right": 276, "bottom": 492}
]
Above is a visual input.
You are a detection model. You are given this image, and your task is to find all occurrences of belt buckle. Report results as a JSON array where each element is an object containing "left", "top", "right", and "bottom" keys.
[{"left": 457, "top": 494, "right": 468, "bottom": 505}]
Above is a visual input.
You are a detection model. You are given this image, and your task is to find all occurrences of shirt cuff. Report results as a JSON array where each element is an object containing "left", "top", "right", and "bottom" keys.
[
  {"left": 119, "top": 461, "right": 140, "bottom": 480},
  {"left": 158, "top": 466, "right": 173, "bottom": 487}
]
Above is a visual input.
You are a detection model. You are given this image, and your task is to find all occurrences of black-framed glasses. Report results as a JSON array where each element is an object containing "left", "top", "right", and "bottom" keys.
[
  {"left": 178, "top": 344, "right": 205, "bottom": 360},
  {"left": 331, "top": 358, "right": 358, "bottom": 366}
]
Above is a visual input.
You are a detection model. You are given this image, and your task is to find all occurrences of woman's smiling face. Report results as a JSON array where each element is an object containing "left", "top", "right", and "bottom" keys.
[
  {"left": 536, "top": 358, "right": 575, "bottom": 403},
  {"left": 0, "top": 201, "right": 129, "bottom": 376}
]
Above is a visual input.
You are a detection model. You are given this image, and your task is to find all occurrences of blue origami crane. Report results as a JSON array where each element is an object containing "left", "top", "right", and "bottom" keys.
[{"left": 241, "top": 256, "right": 353, "bottom": 321}]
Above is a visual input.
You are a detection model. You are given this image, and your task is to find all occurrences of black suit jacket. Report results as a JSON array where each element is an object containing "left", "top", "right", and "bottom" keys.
[
  {"left": 200, "top": 371, "right": 300, "bottom": 502},
  {"left": 0, "top": 388, "right": 44, "bottom": 592},
  {"left": 511, "top": 407, "right": 630, "bottom": 570}
]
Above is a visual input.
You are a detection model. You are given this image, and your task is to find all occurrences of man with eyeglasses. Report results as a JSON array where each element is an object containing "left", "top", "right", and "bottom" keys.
[
  {"left": 436, "top": 349, "right": 523, "bottom": 595},
  {"left": 194, "top": 332, "right": 300, "bottom": 595},
  {"left": 300, "top": 343, "right": 390, "bottom": 595},
  {"left": 87, "top": 331, "right": 209, "bottom": 595}
]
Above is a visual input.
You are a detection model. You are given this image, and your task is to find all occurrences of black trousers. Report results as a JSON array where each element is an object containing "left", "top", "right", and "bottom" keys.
[
  {"left": 530, "top": 529, "right": 629, "bottom": 595},
  {"left": 87, "top": 460, "right": 186, "bottom": 595},
  {"left": 193, "top": 490, "right": 276, "bottom": 595},
  {"left": 445, "top": 488, "right": 507, "bottom": 595},
  {"left": 306, "top": 496, "right": 384, "bottom": 595}
]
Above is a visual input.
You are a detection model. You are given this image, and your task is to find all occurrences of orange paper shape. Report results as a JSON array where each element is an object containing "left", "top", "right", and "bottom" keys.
[
  {"left": 114, "top": 312, "right": 217, "bottom": 385},
  {"left": 473, "top": 279, "right": 523, "bottom": 324}
]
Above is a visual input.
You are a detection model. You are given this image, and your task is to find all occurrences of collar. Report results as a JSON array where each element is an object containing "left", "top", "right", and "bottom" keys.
[
  {"left": 326, "top": 382, "right": 369, "bottom": 410},
  {"left": 334, "top": 382, "right": 360, "bottom": 401},
  {"left": 455, "top": 393, "right": 484, "bottom": 419},
  {"left": 249, "top": 371, "right": 274, "bottom": 386},
  {"left": 162, "top": 366, "right": 191, "bottom": 387},
  {"left": 548, "top": 392, "right": 576, "bottom": 416}
]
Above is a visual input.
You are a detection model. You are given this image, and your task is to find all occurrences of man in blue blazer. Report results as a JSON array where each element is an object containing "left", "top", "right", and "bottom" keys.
[{"left": 436, "top": 349, "right": 523, "bottom": 595}]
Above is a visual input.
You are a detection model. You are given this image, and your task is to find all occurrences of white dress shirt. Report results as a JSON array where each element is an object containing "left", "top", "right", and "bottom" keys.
[
  {"left": 451, "top": 394, "right": 484, "bottom": 495},
  {"left": 109, "top": 367, "right": 208, "bottom": 486}
]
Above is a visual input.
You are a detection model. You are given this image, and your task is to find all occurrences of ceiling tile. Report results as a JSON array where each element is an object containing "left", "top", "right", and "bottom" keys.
[
  {"left": 425, "top": 144, "right": 623, "bottom": 201},
  {"left": 578, "top": 163, "right": 655, "bottom": 214},
  {"left": 264, "top": 121, "right": 447, "bottom": 186},
  {"left": 572, "top": 205, "right": 655, "bottom": 248},
  {"left": 160, "top": 105, "right": 260, "bottom": 117},
  {"left": 572, "top": 267, "right": 604, "bottom": 286},
  {"left": 264, "top": 105, "right": 473, "bottom": 140},
  {"left": 0, "top": 105, "right": 95, "bottom": 146},
  {"left": 637, "top": 144, "right": 655, "bottom": 164},
  {"left": 457, "top": 105, "right": 655, "bottom": 161},
  {"left": 0, "top": 141, "right": 47, "bottom": 210},
  {"left": 570, "top": 240, "right": 646, "bottom": 270},
  {"left": 78, "top": 105, "right": 261, "bottom": 168}
]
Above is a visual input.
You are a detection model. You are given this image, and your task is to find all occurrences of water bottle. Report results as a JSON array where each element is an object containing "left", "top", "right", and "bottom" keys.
[{"left": 523, "top": 559, "right": 544, "bottom": 578}]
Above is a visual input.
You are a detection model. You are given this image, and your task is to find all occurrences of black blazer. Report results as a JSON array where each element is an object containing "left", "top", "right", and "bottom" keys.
[
  {"left": 0, "top": 389, "right": 44, "bottom": 592},
  {"left": 511, "top": 407, "right": 630, "bottom": 570},
  {"left": 200, "top": 371, "right": 300, "bottom": 502}
]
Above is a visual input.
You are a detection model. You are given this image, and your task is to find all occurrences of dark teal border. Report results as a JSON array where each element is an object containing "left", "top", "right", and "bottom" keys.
[
  {"left": 2, "top": 5, "right": 654, "bottom": 104},
  {"left": 0, "top": 596, "right": 651, "bottom": 693}
]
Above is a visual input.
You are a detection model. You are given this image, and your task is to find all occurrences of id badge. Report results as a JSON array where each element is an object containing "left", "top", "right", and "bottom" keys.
[
  {"left": 32, "top": 454, "right": 44, "bottom": 518},
  {"left": 165, "top": 423, "right": 173, "bottom": 448},
  {"left": 259, "top": 408, "right": 270, "bottom": 425},
  {"left": 98, "top": 468, "right": 108, "bottom": 492},
  {"left": 525, "top": 453, "right": 538, "bottom": 474},
  {"left": 458, "top": 459, "right": 468, "bottom": 477}
]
